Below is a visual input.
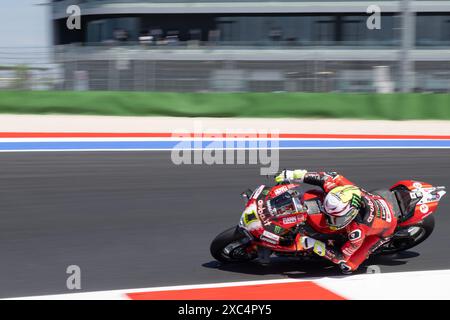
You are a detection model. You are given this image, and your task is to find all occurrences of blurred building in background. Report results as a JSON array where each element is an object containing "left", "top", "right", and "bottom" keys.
[{"left": 4, "top": 0, "right": 450, "bottom": 92}]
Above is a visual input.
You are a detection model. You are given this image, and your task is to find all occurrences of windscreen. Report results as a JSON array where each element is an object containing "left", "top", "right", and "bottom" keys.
[{"left": 268, "top": 191, "right": 302, "bottom": 216}]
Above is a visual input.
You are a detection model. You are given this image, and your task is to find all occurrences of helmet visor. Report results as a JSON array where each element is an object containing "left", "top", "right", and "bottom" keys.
[
  {"left": 324, "top": 193, "right": 350, "bottom": 215},
  {"left": 325, "top": 208, "right": 357, "bottom": 229}
]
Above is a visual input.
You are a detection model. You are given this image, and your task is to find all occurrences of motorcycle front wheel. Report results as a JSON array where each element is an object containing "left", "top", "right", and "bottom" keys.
[{"left": 210, "top": 226, "right": 257, "bottom": 263}]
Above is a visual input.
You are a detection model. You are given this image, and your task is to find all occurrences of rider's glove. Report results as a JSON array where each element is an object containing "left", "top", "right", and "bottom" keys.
[
  {"left": 300, "top": 236, "right": 326, "bottom": 257},
  {"left": 275, "top": 169, "right": 307, "bottom": 183}
]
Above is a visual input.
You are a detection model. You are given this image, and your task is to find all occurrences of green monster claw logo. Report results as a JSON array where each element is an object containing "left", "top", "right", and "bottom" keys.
[
  {"left": 351, "top": 194, "right": 362, "bottom": 208},
  {"left": 274, "top": 226, "right": 283, "bottom": 234}
]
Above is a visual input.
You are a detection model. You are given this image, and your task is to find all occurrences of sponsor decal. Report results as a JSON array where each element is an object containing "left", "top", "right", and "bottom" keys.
[
  {"left": 342, "top": 248, "right": 354, "bottom": 257},
  {"left": 350, "top": 194, "right": 362, "bottom": 208},
  {"left": 367, "top": 199, "right": 375, "bottom": 223},
  {"left": 273, "top": 225, "right": 284, "bottom": 234},
  {"left": 257, "top": 199, "right": 272, "bottom": 226},
  {"left": 266, "top": 200, "right": 273, "bottom": 214},
  {"left": 413, "top": 182, "right": 423, "bottom": 189},
  {"left": 342, "top": 243, "right": 359, "bottom": 257},
  {"left": 378, "top": 199, "right": 392, "bottom": 222},
  {"left": 257, "top": 200, "right": 264, "bottom": 210},
  {"left": 260, "top": 236, "right": 278, "bottom": 245},
  {"left": 241, "top": 205, "right": 263, "bottom": 231},
  {"left": 313, "top": 241, "right": 326, "bottom": 256},
  {"left": 420, "top": 204, "right": 429, "bottom": 214},
  {"left": 243, "top": 212, "right": 258, "bottom": 225},
  {"left": 273, "top": 186, "right": 289, "bottom": 196},
  {"left": 262, "top": 230, "right": 280, "bottom": 241},
  {"left": 282, "top": 216, "right": 298, "bottom": 225},
  {"left": 425, "top": 191, "right": 441, "bottom": 202},
  {"left": 260, "top": 230, "right": 280, "bottom": 244}
]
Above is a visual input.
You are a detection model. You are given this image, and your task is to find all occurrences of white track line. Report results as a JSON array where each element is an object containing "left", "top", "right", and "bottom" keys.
[
  {"left": 317, "top": 269, "right": 450, "bottom": 300},
  {"left": 6, "top": 269, "right": 450, "bottom": 300}
]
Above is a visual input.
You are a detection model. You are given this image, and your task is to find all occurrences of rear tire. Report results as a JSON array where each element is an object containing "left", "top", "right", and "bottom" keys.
[
  {"left": 375, "top": 215, "right": 435, "bottom": 255},
  {"left": 210, "top": 226, "right": 256, "bottom": 263}
]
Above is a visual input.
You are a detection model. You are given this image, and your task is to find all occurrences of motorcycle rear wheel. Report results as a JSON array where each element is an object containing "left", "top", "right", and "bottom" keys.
[
  {"left": 374, "top": 215, "right": 435, "bottom": 255},
  {"left": 210, "top": 226, "right": 257, "bottom": 263}
]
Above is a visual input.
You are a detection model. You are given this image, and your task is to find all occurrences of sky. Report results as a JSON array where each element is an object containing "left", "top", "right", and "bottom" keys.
[
  {"left": 1, "top": 0, "right": 50, "bottom": 48},
  {"left": 0, "top": 0, "right": 50, "bottom": 66}
]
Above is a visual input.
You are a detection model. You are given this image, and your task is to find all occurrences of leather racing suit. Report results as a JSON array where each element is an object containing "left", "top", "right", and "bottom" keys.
[{"left": 292, "top": 171, "right": 398, "bottom": 272}]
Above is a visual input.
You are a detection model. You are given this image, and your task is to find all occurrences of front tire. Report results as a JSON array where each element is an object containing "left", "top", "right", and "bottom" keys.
[{"left": 210, "top": 226, "right": 256, "bottom": 263}]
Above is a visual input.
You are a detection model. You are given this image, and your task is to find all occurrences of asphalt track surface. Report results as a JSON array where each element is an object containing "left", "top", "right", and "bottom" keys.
[{"left": 0, "top": 149, "right": 449, "bottom": 298}]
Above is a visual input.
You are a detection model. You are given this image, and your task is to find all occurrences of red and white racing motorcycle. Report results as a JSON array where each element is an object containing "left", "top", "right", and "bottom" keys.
[{"left": 210, "top": 179, "right": 446, "bottom": 264}]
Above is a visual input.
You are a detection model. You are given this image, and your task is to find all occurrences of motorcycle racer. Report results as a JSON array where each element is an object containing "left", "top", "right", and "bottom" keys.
[{"left": 274, "top": 169, "right": 398, "bottom": 274}]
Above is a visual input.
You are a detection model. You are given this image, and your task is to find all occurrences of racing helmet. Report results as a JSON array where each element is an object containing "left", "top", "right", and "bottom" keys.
[{"left": 323, "top": 185, "right": 362, "bottom": 230}]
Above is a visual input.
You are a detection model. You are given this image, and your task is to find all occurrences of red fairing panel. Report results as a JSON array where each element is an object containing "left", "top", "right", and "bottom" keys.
[
  {"left": 390, "top": 180, "right": 432, "bottom": 191},
  {"left": 390, "top": 180, "right": 444, "bottom": 227}
]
